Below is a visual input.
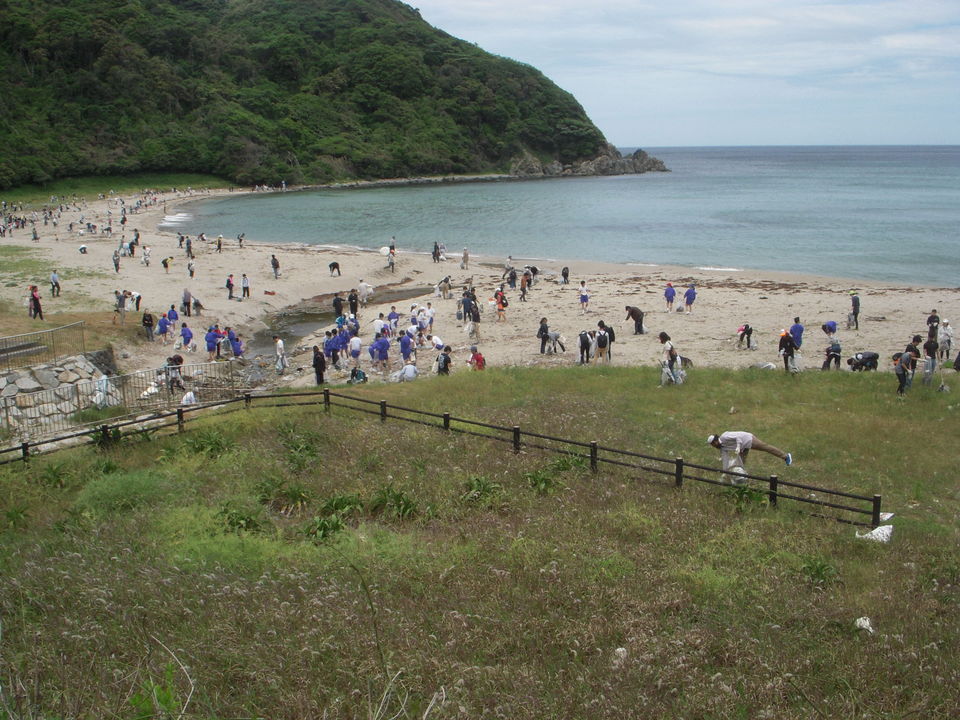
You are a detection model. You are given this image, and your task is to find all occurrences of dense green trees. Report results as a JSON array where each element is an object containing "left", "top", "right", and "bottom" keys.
[{"left": 0, "top": 0, "right": 608, "bottom": 189}]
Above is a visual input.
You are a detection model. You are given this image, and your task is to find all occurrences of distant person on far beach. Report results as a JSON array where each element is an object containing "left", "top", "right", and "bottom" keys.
[
  {"left": 271, "top": 254, "right": 280, "bottom": 279},
  {"left": 561, "top": 266, "right": 570, "bottom": 284},
  {"left": 461, "top": 247, "right": 469, "bottom": 270},
  {"left": 664, "top": 282, "right": 676, "bottom": 311},
  {"left": 329, "top": 261, "right": 341, "bottom": 276},
  {"left": 849, "top": 290, "right": 860, "bottom": 330},
  {"left": 683, "top": 284, "right": 697, "bottom": 314}
]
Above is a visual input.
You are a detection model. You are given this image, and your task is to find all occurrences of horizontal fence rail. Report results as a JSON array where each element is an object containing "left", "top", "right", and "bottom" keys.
[
  {"left": 0, "top": 322, "right": 86, "bottom": 372},
  {"left": 0, "top": 389, "right": 883, "bottom": 528}
]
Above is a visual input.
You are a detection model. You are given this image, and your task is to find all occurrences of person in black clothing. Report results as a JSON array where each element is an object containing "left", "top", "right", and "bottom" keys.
[
  {"left": 312, "top": 345, "right": 326, "bottom": 385},
  {"left": 329, "top": 261, "right": 341, "bottom": 276},
  {"left": 598, "top": 321, "right": 615, "bottom": 359},
  {"left": 537, "top": 317, "right": 550, "bottom": 354},
  {"left": 922, "top": 336, "right": 939, "bottom": 385},
  {"left": 561, "top": 266, "right": 569, "bottom": 284},
  {"left": 578, "top": 330, "right": 594, "bottom": 365},
  {"left": 142, "top": 310, "right": 155, "bottom": 341},
  {"left": 778, "top": 329, "right": 798, "bottom": 373},
  {"left": 902, "top": 335, "right": 922, "bottom": 390},
  {"left": 849, "top": 291, "right": 860, "bottom": 329},
  {"left": 926, "top": 309, "right": 940, "bottom": 340},
  {"left": 348, "top": 289, "right": 359, "bottom": 317},
  {"left": 737, "top": 323, "right": 753, "bottom": 349},
  {"left": 625, "top": 306, "right": 645, "bottom": 335},
  {"left": 846, "top": 351, "right": 879, "bottom": 371},
  {"left": 332, "top": 292, "right": 344, "bottom": 318},
  {"left": 437, "top": 345, "right": 452, "bottom": 375}
]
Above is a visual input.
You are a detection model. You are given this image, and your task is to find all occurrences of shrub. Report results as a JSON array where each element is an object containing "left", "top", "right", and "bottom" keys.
[
  {"left": 183, "top": 428, "right": 234, "bottom": 458},
  {"left": 303, "top": 514, "right": 345, "bottom": 542},
  {"left": 460, "top": 475, "right": 502, "bottom": 503},
  {"left": 216, "top": 503, "right": 263, "bottom": 534},
  {"left": 73, "top": 470, "right": 173, "bottom": 517},
  {"left": 320, "top": 493, "right": 364, "bottom": 518},
  {"left": 370, "top": 486, "right": 418, "bottom": 520}
]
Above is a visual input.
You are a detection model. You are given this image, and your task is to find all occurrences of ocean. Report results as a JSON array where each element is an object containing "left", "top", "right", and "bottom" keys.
[{"left": 164, "top": 146, "right": 960, "bottom": 286}]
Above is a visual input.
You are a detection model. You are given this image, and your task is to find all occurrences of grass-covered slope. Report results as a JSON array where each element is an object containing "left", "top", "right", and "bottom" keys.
[
  {"left": 0, "top": 0, "right": 608, "bottom": 189},
  {"left": 1, "top": 367, "right": 957, "bottom": 718}
]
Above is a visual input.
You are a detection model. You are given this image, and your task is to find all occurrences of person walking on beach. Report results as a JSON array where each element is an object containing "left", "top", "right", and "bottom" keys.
[
  {"left": 938, "top": 319, "right": 953, "bottom": 362},
  {"left": 270, "top": 254, "right": 280, "bottom": 279},
  {"left": 157, "top": 313, "right": 170, "bottom": 344},
  {"left": 707, "top": 432, "right": 792, "bottom": 482},
  {"left": 789, "top": 317, "right": 804, "bottom": 350},
  {"left": 537, "top": 317, "right": 550, "bottom": 354},
  {"left": 561, "top": 266, "right": 570, "bottom": 284},
  {"left": 849, "top": 291, "right": 861, "bottom": 330},
  {"left": 778, "top": 329, "right": 798, "bottom": 373},
  {"left": 216, "top": 235, "right": 223, "bottom": 253},
  {"left": 664, "top": 283, "right": 676, "bottom": 312},
  {"left": 332, "top": 292, "right": 344, "bottom": 319},
  {"left": 312, "top": 346, "right": 326, "bottom": 385},
  {"left": 241, "top": 273, "right": 250, "bottom": 298},
  {"left": 29, "top": 286, "right": 43, "bottom": 321},
  {"left": 187, "top": 259, "right": 195, "bottom": 278},
  {"left": 49, "top": 269, "right": 61, "bottom": 297},
  {"left": 683, "top": 284, "right": 697, "bottom": 314},
  {"left": 348, "top": 289, "right": 359, "bottom": 317},
  {"left": 141, "top": 309, "right": 154, "bottom": 341},
  {"left": 579, "top": 281, "right": 589, "bottom": 313},
  {"left": 274, "top": 335, "right": 287, "bottom": 375},
  {"left": 112, "top": 250, "right": 121, "bottom": 273},
  {"left": 595, "top": 324, "right": 610, "bottom": 363},
  {"left": 578, "top": 330, "right": 594, "bottom": 365},
  {"left": 182, "top": 288, "right": 192, "bottom": 317},
  {"left": 625, "top": 306, "right": 645, "bottom": 335},
  {"left": 112, "top": 290, "right": 126, "bottom": 325},
  {"left": 658, "top": 332, "right": 680, "bottom": 384},
  {"left": 226, "top": 274, "right": 235, "bottom": 300},
  {"left": 927, "top": 309, "right": 940, "bottom": 340},
  {"left": 461, "top": 248, "right": 469, "bottom": 270}
]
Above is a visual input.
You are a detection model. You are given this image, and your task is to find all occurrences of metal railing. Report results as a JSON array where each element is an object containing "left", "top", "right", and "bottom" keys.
[
  {"left": 0, "top": 322, "right": 86, "bottom": 372},
  {"left": 0, "top": 359, "right": 246, "bottom": 442},
  {"left": 0, "top": 389, "right": 883, "bottom": 528}
]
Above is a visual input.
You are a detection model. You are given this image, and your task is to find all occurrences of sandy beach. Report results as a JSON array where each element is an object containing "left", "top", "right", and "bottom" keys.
[{"left": 4, "top": 186, "right": 958, "bottom": 385}]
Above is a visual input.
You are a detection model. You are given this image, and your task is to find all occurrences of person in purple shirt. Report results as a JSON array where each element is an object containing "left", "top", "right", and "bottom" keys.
[
  {"left": 167, "top": 304, "right": 179, "bottom": 331},
  {"left": 664, "top": 283, "right": 676, "bottom": 312},
  {"left": 157, "top": 313, "right": 171, "bottom": 344},
  {"left": 683, "top": 284, "right": 697, "bottom": 314},
  {"left": 204, "top": 327, "right": 219, "bottom": 361},
  {"left": 398, "top": 332, "right": 414, "bottom": 363},
  {"left": 789, "top": 317, "right": 804, "bottom": 349},
  {"left": 387, "top": 306, "right": 400, "bottom": 330},
  {"left": 374, "top": 334, "right": 390, "bottom": 371},
  {"left": 180, "top": 323, "right": 193, "bottom": 351}
]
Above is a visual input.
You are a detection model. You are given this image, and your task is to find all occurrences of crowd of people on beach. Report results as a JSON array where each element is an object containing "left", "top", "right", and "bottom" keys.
[{"left": 8, "top": 187, "right": 957, "bottom": 405}]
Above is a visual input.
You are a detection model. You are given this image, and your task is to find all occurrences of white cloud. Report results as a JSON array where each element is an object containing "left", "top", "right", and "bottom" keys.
[{"left": 411, "top": 0, "right": 960, "bottom": 144}]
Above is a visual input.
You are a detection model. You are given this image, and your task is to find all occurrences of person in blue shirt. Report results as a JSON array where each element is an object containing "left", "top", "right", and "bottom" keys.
[
  {"left": 664, "top": 283, "right": 676, "bottom": 312},
  {"left": 157, "top": 313, "right": 171, "bottom": 344},
  {"left": 167, "top": 304, "right": 179, "bottom": 331},
  {"left": 180, "top": 323, "right": 193, "bottom": 351},
  {"left": 387, "top": 306, "right": 400, "bottom": 331},
  {"left": 204, "top": 327, "right": 219, "bottom": 361},
  {"left": 398, "top": 332, "right": 414, "bottom": 363},
  {"left": 230, "top": 334, "right": 244, "bottom": 358},
  {"left": 683, "top": 284, "right": 697, "bottom": 314},
  {"left": 789, "top": 317, "right": 804, "bottom": 349}
]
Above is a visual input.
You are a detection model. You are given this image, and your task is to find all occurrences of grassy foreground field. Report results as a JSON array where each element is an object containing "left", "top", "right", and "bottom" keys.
[{"left": 1, "top": 367, "right": 957, "bottom": 719}]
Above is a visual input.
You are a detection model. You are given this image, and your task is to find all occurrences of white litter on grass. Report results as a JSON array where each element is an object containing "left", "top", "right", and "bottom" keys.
[
  {"left": 611, "top": 647, "right": 628, "bottom": 669},
  {"left": 879, "top": 512, "right": 895, "bottom": 522},
  {"left": 854, "top": 617, "right": 875, "bottom": 634},
  {"left": 856, "top": 525, "right": 893, "bottom": 543}
]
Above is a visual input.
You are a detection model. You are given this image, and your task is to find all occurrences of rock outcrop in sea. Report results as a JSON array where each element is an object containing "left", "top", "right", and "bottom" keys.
[{"left": 509, "top": 144, "right": 669, "bottom": 177}]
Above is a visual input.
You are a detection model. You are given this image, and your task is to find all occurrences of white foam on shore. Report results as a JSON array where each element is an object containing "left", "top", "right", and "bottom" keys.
[
  {"left": 626, "top": 262, "right": 659, "bottom": 267},
  {"left": 696, "top": 266, "right": 743, "bottom": 272},
  {"left": 158, "top": 213, "right": 192, "bottom": 227}
]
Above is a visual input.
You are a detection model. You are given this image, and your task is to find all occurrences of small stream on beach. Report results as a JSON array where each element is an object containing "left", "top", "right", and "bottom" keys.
[{"left": 245, "top": 284, "right": 433, "bottom": 357}]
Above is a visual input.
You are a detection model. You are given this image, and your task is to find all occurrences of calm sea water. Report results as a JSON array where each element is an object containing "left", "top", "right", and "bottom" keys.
[{"left": 165, "top": 146, "right": 960, "bottom": 286}]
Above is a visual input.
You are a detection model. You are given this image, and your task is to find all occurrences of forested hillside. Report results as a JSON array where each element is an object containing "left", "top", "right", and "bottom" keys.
[{"left": 0, "top": 0, "right": 612, "bottom": 189}]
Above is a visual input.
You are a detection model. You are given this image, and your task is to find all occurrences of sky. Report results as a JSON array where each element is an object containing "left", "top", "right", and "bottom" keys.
[{"left": 409, "top": 0, "right": 960, "bottom": 147}]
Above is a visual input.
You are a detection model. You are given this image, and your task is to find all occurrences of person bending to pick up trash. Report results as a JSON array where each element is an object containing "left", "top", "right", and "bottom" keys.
[{"left": 708, "top": 431, "right": 792, "bottom": 482}]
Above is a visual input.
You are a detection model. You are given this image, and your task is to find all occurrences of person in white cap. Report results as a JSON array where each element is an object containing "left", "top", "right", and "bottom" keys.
[{"left": 708, "top": 431, "right": 792, "bottom": 481}]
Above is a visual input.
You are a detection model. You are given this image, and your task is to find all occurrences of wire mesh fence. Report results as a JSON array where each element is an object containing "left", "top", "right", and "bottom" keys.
[
  {"left": 0, "top": 322, "right": 86, "bottom": 372},
  {"left": 0, "top": 359, "right": 246, "bottom": 442}
]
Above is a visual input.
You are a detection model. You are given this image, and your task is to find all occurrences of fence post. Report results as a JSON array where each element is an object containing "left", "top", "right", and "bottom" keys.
[
  {"left": 244, "top": 392, "right": 251, "bottom": 409},
  {"left": 674, "top": 457, "right": 684, "bottom": 487},
  {"left": 871, "top": 495, "right": 882, "bottom": 528},
  {"left": 74, "top": 383, "right": 82, "bottom": 417},
  {"left": 768, "top": 474, "right": 779, "bottom": 507},
  {"left": 590, "top": 441, "right": 598, "bottom": 473},
  {"left": 513, "top": 425, "right": 521, "bottom": 453},
  {"left": 177, "top": 408, "right": 185, "bottom": 433},
  {"left": 323, "top": 388, "right": 330, "bottom": 412},
  {"left": 20, "top": 441, "right": 29, "bottom": 464},
  {"left": 2, "top": 397, "right": 11, "bottom": 437},
  {"left": 380, "top": 400, "right": 387, "bottom": 423},
  {"left": 443, "top": 412, "right": 450, "bottom": 431}
]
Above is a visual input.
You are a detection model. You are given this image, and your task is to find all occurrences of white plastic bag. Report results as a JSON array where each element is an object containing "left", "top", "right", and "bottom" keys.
[{"left": 855, "top": 525, "right": 893, "bottom": 543}]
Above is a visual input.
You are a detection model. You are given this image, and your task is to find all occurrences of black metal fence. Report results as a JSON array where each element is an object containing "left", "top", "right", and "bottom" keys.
[
  {"left": 0, "top": 322, "right": 86, "bottom": 372},
  {"left": 0, "top": 389, "right": 883, "bottom": 528}
]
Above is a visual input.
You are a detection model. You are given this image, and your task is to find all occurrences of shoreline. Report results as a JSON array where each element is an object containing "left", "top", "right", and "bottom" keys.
[{"left": 2, "top": 186, "right": 958, "bottom": 385}]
